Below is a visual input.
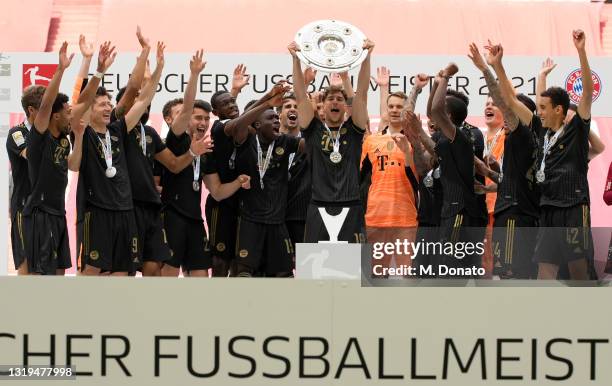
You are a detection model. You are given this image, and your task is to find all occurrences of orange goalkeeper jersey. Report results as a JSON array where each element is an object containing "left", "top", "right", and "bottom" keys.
[{"left": 361, "top": 130, "right": 418, "bottom": 227}]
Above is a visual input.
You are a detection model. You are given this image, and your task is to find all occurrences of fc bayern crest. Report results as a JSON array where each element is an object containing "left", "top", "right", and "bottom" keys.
[{"left": 565, "top": 68, "right": 601, "bottom": 104}]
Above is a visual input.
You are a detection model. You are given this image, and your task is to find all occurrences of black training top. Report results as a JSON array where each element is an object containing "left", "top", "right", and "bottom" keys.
[
  {"left": 124, "top": 124, "right": 166, "bottom": 205},
  {"left": 538, "top": 112, "right": 591, "bottom": 208},
  {"left": 235, "top": 132, "right": 300, "bottom": 224},
  {"left": 302, "top": 116, "right": 365, "bottom": 205},
  {"left": 160, "top": 131, "right": 205, "bottom": 221},
  {"left": 435, "top": 126, "right": 484, "bottom": 219},
  {"left": 74, "top": 118, "right": 133, "bottom": 220},
  {"left": 24, "top": 127, "right": 70, "bottom": 216},
  {"left": 494, "top": 115, "right": 542, "bottom": 218},
  {"left": 7, "top": 123, "right": 31, "bottom": 217}
]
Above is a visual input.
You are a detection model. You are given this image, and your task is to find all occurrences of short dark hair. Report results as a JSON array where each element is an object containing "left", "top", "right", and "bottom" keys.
[
  {"left": 193, "top": 99, "right": 212, "bottom": 113},
  {"left": 51, "top": 93, "right": 69, "bottom": 114},
  {"left": 445, "top": 95, "right": 468, "bottom": 126},
  {"left": 211, "top": 90, "right": 231, "bottom": 110},
  {"left": 277, "top": 92, "right": 297, "bottom": 113},
  {"left": 162, "top": 98, "right": 183, "bottom": 118},
  {"left": 321, "top": 85, "right": 347, "bottom": 101},
  {"left": 386, "top": 91, "right": 408, "bottom": 104},
  {"left": 446, "top": 89, "right": 469, "bottom": 106},
  {"left": 540, "top": 86, "right": 570, "bottom": 115},
  {"left": 95, "top": 86, "right": 111, "bottom": 100},
  {"left": 516, "top": 94, "right": 536, "bottom": 114},
  {"left": 21, "top": 85, "right": 45, "bottom": 117}
]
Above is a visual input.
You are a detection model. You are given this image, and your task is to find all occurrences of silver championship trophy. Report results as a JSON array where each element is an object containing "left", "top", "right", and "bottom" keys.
[{"left": 294, "top": 20, "right": 368, "bottom": 72}]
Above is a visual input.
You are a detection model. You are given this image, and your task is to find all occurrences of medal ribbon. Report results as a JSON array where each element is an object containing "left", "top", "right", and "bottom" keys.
[
  {"left": 98, "top": 130, "right": 113, "bottom": 171},
  {"left": 256, "top": 135, "right": 275, "bottom": 189}
]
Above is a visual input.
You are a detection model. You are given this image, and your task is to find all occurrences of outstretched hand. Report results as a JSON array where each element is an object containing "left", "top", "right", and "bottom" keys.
[
  {"left": 372, "top": 66, "right": 390, "bottom": 88},
  {"left": 136, "top": 25, "right": 150, "bottom": 49},
  {"left": 190, "top": 49, "right": 206, "bottom": 74},
  {"left": 232, "top": 64, "right": 250, "bottom": 91},
  {"left": 468, "top": 43, "right": 487, "bottom": 72},
  {"left": 539, "top": 57, "right": 557, "bottom": 77},
  {"left": 79, "top": 35, "right": 94, "bottom": 58},
  {"left": 484, "top": 40, "right": 503, "bottom": 67},
  {"left": 97, "top": 41, "right": 117, "bottom": 73},
  {"left": 156, "top": 41, "right": 166, "bottom": 67},
  {"left": 58, "top": 41, "right": 74, "bottom": 71}
]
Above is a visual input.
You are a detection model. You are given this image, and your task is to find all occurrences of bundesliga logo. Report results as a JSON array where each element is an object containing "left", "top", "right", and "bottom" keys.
[
  {"left": 565, "top": 68, "right": 601, "bottom": 104},
  {"left": 22, "top": 64, "right": 58, "bottom": 89}
]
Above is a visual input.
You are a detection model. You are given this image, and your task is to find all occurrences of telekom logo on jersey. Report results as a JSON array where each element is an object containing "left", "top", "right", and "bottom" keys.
[
  {"left": 22, "top": 64, "right": 58, "bottom": 88},
  {"left": 318, "top": 207, "right": 350, "bottom": 243}
]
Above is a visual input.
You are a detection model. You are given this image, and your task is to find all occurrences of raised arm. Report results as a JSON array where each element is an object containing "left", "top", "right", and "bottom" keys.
[
  {"left": 536, "top": 58, "right": 556, "bottom": 109},
  {"left": 170, "top": 49, "right": 206, "bottom": 136},
  {"left": 115, "top": 26, "right": 151, "bottom": 119},
  {"left": 430, "top": 64, "right": 458, "bottom": 141},
  {"left": 34, "top": 42, "right": 73, "bottom": 134},
  {"left": 337, "top": 71, "right": 354, "bottom": 99},
  {"left": 71, "top": 34, "right": 94, "bottom": 104},
  {"left": 230, "top": 81, "right": 290, "bottom": 145},
  {"left": 72, "top": 42, "right": 116, "bottom": 121},
  {"left": 125, "top": 41, "right": 165, "bottom": 131},
  {"left": 230, "top": 64, "right": 250, "bottom": 99},
  {"left": 426, "top": 76, "right": 439, "bottom": 120},
  {"left": 573, "top": 29, "right": 592, "bottom": 120},
  {"left": 403, "top": 110, "right": 433, "bottom": 177},
  {"left": 488, "top": 44, "right": 533, "bottom": 126},
  {"left": 67, "top": 118, "right": 86, "bottom": 172},
  {"left": 288, "top": 41, "right": 314, "bottom": 128},
  {"left": 406, "top": 73, "right": 428, "bottom": 113},
  {"left": 351, "top": 39, "right": 375, "bottom": 129},
  {"left": 372, "top": 66, "right": 390, "bottom": 127},
  {"left": 468, "top": 42, "right": 518, "bottom": 130}
]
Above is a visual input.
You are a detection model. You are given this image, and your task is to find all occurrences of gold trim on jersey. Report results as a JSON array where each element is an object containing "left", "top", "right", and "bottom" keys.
[
  {"left": 505, "top": 219, "right": 515, "bottom": 265},
  {"left": 235, "top": 217, "right": 242, "bottom": 256},
  {"left": 451, "top": 214, "right": 463, "bottom": 243},
  {"left": 17, "top": 211, "right": 25, "bottom": 250},
  {"left": 210, "top": 207, "right": 219, "bottom": 243}
]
